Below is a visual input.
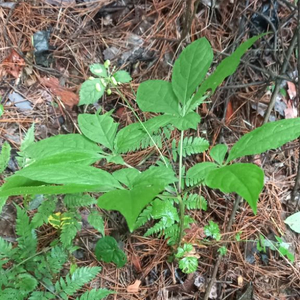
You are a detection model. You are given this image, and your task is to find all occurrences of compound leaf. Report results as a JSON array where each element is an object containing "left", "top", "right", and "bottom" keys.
[
  {"left": 87, "top": 211, "right": 105, "bottom": 236},
  {"left": 227, "top": 118, "right": 300, "bottom": 162},
  {"left": 205, "top": 163, "right": 264, "bottom": 214},
  {"left": 172, "top": 38, "right": 213, "bottom": 106}
]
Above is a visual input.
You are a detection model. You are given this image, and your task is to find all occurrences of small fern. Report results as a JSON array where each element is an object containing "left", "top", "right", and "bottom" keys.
[{"left": 76, "top": 288, "right": 114, "bottom": 300}]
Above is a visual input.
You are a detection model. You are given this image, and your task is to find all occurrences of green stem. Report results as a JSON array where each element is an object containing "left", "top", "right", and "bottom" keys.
[{"left": 176, "top": 130, "right": 185, "bottom": 247}]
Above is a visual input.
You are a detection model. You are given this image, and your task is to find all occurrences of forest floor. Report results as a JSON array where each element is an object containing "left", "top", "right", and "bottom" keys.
[{"left": 0, "top": 0, "right": 300, "bottom": 299}]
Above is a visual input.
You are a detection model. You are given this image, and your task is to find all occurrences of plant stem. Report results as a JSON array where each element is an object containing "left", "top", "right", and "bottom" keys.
[{"left": 176, "top": 130, "right": 185, "bottom": 247}]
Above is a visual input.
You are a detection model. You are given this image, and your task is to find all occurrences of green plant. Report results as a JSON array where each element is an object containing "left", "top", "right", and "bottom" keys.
[
  {"left": 0, "top": 205, "right": 113, "bottom": 300},
  {"left": 257, "top": 234, "right": 295, "bottom": 263},
  {"left": 1, "top": 35, "right": 300, "bottom": 276}
]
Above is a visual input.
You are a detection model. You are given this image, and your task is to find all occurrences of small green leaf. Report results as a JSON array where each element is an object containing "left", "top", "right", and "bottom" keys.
[
  {"left": 79, "top": 78, "right": 105, "bottom": 105},
  {"left": 15, "top": 273, "right": 38, "bottom": 293},
  {"left": 175, "top": 243, "right": 194, "bottom": 258},
  {"left": 178, "top": 256, "right": 198, "bottom": 274},
  {"left": 76, "top": 289, "right": 115, "bottom": 300},
  {"left": 205, "top": 163, "right": 264, "bottom": 214},
  {"left": 21, "top": 124, "right": 35, "bottom": 152},
  {"left": 204, "top": 220, "right": 221, "bottom": 241},
  {"left": 210, "top": 144, "right": 228, "bottom": 165},
  {"left": 95, "top": 236, "right": 127, "bottom": 267},
  {"left": 284, "top": 212, "right": 300, "bottom": 233},
  {"left": 113, "top": 70, "right": 132, "bottom": 83},
  {"left": 136, "top": 80, "right": 180, "bottom": 115},
  {"left": 0, "top": 104, "right": 4, "bottom": 117},
  {"left": 88, "top": 211, "right": 105, "bottom": 236},
  {"left": 227, "top": 118, "right": 300, "bottom": 162},
  {"left": 89, "top": 64, "right": 107, "bottom": 77},
  {"left": 218, "top": 246, "right": 227, "bottom": 256},
  {"left": 0, "top": 141, "right": 11, "bottom": 174},
  {"left": 172, "top": 38, "right": 213, "bottom": 106},
  {"left": 78, "top": 113, "right": 118, "bottom": 150}
]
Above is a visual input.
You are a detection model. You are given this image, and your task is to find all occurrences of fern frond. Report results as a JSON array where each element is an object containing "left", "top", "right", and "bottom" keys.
[
  {"left": 55, "top": 266, "right": 101, "bottom": 299},
  {"left": 76, "top": 289, "right": 114, "bottom": 300},
  {"left": 0, "top": 288, "right": 23, "bottom": 300},
  {"left": 164, "top": 223, "right": 180, "bottom": 246},
  {"left": 31, "top": 197, "right": 58, "bottom": 228},
  {"left": 63, "top": 194, "right": 96, "bottom": 209},
  {"left": 15, "top": 206, "right": 37, "bottom": 259},
  {"left": 183, "top": 194, "right": 207, "bottom": 210},
  {"left": 0, "top": 237, "right": 13, "bottom": 264},
  {"left": 29, "top": 291, "right": 55, "bottom": 300},
  {"left": 60, "top": 212, "right": 82, "bottom": 248},
  {"left": 173, "top": 137, "right": 209, "bottom": 160},
  {"left": 134, "top": 205, "right": 153, "bottom": 230},
  {"left": 144, "top": 219, "right": 168, "bottom": 237}
]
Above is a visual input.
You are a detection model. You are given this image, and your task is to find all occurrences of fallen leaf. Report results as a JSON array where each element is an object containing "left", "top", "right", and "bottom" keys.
[
  {"left": 131, "top": 253, "right": 142, "bottom": 273},
  {"left": 1, "top": 49, "right": 25, "bottom": 78},
  {"left": 287, "top": 82, "right": 296, "bottom": 100},
  {"left": 127, "top": 279, "right": 141, "bottom": 293},
  {"left": 40, "top": 77, "right": 79, "bottom": 108},
  {"left": 284, "top": 100, "right": 297, "bottom": 119}
]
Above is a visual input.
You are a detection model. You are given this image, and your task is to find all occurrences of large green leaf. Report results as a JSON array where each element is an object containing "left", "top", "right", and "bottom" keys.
[
  {"left": 136, "top": 80, "right": 180, "bottom": 115},
  {"left": 205, "top": 163, "right": 264, "bottom": 214},
  {"left": 78, "top": 113, "right": 118, "bottom": 150},
  {"left": 22, "top": 134, "right": 100, "bottom": 162},
  {"left": 191, "top": 35, "right": 262, "bottom": 108},
  {"left": 172, "top": 38, "right": 213, "bottom": 106},
  {"left": 210, "top": 144, "right": 228, "bottom": 165},
  {"left": 227, "top": 118, "right": 300, "bottom": 162},
  {"left": 98, "top": 182, "right": 164, "bottom": 232},
  {"left": 28, "top": 151, "right": 104, "bottom": 167},
  {"left": 14, "top": 164, "right": 121, "bottom": 190},
  {"left": 0, "top": 141, "right": 11, "bottom": 174}
]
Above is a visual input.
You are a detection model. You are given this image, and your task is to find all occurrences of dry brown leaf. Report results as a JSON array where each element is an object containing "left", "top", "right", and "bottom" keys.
[
  {"left": 1, "top": 49, "right": 25, "bottom": 78},
  {"left": 284, "top": 100, "right": 297, "bottom": 119},
  {"left": 127, "top": 279, "right": 141, "bottom": 293},
  {"left": 40, "top": 77, "right": 79, "bottom": 108}
]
